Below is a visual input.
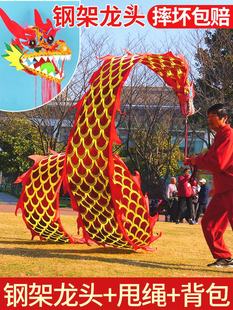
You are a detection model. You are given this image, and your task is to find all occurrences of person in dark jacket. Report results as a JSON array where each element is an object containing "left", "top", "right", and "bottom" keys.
[
  {"left": 176, "top": 168, "right": 195, "bottom": 224},
  {"left": 195, "top": 178, "right": 209, "bottom": 223},
  {"left": 192, "top": 179, "right": 200, "bottom": 222},
  {"left": 186, "top": 104, "right": 233, "bottom": 267}
]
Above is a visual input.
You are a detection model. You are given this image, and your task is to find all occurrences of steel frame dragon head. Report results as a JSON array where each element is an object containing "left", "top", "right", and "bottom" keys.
[{"left": 0, "top": 9, "right": 71, "bottom": 83}]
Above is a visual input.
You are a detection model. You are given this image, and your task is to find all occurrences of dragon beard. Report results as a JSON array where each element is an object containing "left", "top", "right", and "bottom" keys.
[
  {"left": 41, "top": 79, "right": 61, "bottom": 104},
  {"left": 21, "top": 50, "right": 70, "bottom": 105}
]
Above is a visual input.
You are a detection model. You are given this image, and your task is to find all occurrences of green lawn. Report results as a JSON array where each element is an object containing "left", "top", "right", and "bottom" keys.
[{"left": 0, "top": 212, "right": 232, "bottom": 277}]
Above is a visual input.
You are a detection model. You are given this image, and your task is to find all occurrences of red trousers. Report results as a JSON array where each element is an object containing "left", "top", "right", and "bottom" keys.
[{"left": 201, "top": 190, "right": 233, "bottom": 259}]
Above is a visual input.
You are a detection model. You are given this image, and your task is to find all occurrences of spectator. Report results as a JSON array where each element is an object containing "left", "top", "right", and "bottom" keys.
[
  {"left": 166, "top": 177, "right": 178, "bottom": 222},
  {"left": 167, "top": 177, "right": 177, "bottom": 199},
  {"left": 176, "top": 168, "right": 195, "bottom": 224},
  {"left": 195, "top": 178, "right": 209, "bottom": 223},
  {"left": 192, "top": 179, "right": 200, "bottom": 223}
]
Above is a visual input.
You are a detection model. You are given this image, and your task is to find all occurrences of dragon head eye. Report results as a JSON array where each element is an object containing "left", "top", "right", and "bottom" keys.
[
  {"left": 29, "top": 39, "right": 37, "bottom": 49},
  {"left": 47, "top": 36, "right": 54, "bottom": 45}
]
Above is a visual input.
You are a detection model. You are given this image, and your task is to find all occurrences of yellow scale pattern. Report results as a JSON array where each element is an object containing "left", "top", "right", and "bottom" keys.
[
  {"left": 66, "top": 53, "right": 190, "bottom": 249},
  {"left": 19, "top": 154, "right": 70, "bottom": 243},
  {"left": 112, "top": 158, "right": 152, "bottom": 248},
  {"left": 17, "top": 53, "right": 190, "bottom": 249},
  {"left": 66, "top": 56, "right": 141, "bottom": 248},
  {"left": 66, "top": 54, "right": 184, "bottom": 249}
]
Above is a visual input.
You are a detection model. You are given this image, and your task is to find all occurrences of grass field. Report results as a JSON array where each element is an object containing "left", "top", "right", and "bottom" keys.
[{"left": 0, "top": 211, "right": 232, "bottom": 277}]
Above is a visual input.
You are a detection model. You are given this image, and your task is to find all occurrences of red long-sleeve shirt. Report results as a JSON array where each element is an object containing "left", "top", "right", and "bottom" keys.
[
  {"left": 195, "top": 124, "right": 233, "bottom": 194},
  {"left": 177, "top": 174, "right": 193, "bottom": 198}
]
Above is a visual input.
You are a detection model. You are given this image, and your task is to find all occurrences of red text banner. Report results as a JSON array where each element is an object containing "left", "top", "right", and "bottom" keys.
[
  {"left": 52, "top": 5, "right": 233, "bottom": 29},
  {"left": 0, "top": 277, "right": 232, "bottom": 309}
]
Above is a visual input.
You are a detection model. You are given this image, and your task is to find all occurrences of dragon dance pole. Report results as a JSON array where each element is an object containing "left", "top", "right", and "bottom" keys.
[
  {"left": 184, "top": 115, "right": 197, "bottom": 179},
  {"left": 184, "top": 116, "right": 189, "bottom": 159}
]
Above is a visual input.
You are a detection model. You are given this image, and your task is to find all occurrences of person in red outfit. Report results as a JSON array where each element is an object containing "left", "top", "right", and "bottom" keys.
[
  {"left": 176, "top": 168, "right": 195, "bottom": 224},
  {"left": 186, "top": 104, "right": 233, "bottom": 267}
]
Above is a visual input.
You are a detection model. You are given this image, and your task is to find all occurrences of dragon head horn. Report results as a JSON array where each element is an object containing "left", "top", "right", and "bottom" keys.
[
  {"left": 0, "top": 8, "right": 27, "bottom": 40},
  {"left": 34, "top": 9, "right": 53, "bottom": 32}
]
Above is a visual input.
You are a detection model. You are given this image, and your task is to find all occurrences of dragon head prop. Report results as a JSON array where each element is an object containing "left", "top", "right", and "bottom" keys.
[{"left": 0, "top": 8, "right": 71, "bottom": 93}]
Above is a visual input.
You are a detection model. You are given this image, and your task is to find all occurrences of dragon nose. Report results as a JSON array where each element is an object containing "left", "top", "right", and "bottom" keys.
[
  {"left": 61, "top": 45, "right": 68, "bottom": 52},
  {"left": 55, "top": 40, "right": 70, "bottom": 53}
]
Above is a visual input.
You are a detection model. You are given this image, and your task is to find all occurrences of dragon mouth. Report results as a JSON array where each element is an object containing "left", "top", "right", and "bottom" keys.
[{"left": 21, "top": 53, "right": 71, "bottom": 82}]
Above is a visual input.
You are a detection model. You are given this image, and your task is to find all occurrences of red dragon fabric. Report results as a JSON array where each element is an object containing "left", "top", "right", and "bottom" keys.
[{"left": 16, "top": 52, "right": 194, "bottom": 251}]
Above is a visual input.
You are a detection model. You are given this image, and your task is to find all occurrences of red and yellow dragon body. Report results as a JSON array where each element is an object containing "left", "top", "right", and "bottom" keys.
[{"left": 16, "top": 52, "right": 193, "bottom": 251}]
